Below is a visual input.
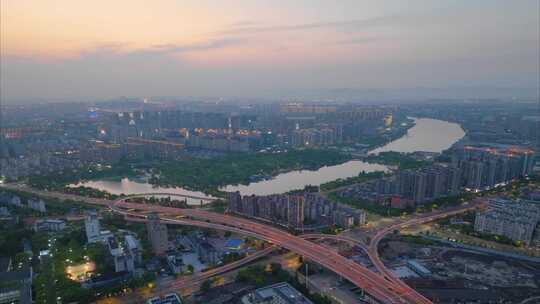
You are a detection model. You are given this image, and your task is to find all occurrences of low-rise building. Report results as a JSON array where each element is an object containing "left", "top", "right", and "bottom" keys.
[
  {"left": 407, "top": 260, "right": 431, "bottom": 277},
  {"left": 0, "top": 207, "right": 10, "bottom": 217},
  {"left": 107, "top": 232, "right": 143, "bottom": 274},
  {"left": 224, "top": 238, "right": 245, "bottom": 253},
  {"left": 241, "top": 282, "right": 313, "bottom": 304},
  {"left": 166, "top": 254, "right": 185, "bottom": 274},
  {"left": 197, "top": 241, "right": 220, "bottom": 266},
  {"left": 27, "top": 197, "right": 46, "bottom": 213},
  {"left": 33, "top": 219, "right": 66, "bottom": 232},
  {"left": 9, "top": 195, "right": 22, "bottom": 208},
  {"left": 147, "top": 293, "right": 182, "bottom": 304}
]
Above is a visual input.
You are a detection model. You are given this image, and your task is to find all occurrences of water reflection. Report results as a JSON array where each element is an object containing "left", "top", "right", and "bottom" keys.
[
  {"left": 222, "top": 117, "right": 464, "bottom": 195},
  {"left": 220, "top": 161, "right": 389, "bottom": 196},
  {"left": 70, "top": 178, "right": 214, "bottom": 205},
  {"left": 75, "top": 118, "right": 464, "bottom": 197},
  {"left": 369, "top": 117, "right": 465, "bottom": 154}
]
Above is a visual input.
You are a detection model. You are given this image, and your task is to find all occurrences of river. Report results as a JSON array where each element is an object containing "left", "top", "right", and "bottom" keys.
[
  {"left": 369, "top": 117, "right": 465, "bottom": 155},
  {"left": 73, "top": 117, "right": 464, "bottom": 197},
  {"left": 69, "top": 178, "right": 215, "bottom": 205},
  {"left": 219, "top": 161, "right": 389, "bottom": 196}
]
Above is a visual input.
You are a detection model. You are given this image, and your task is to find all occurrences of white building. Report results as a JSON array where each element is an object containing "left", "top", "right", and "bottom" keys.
[
  {"left": 85, "top": 211, "right": 102, "bottom": 243},
  {"left": 166, "top": 254, "right": 184, "bottom": 274},
  {"left": 107, "top": 233, "right": 142, "bottom": 273},
  {"left": 34, "top": 219, "right": 66, "bottom": 232},
  {"left": 0, "top": 207, "right": 11, "bottom": 217},
  {"left": 27, "top": 198, "right": 46, "bottom": 213},
  {"left": 474, "top": 198, "right": 540, "bottom": 245},
  {"left": 9, "top": 195, "right": 22, "bottom": 207},
  {"left": 147, "top": 293, "right": 182, "bottom": 304}
]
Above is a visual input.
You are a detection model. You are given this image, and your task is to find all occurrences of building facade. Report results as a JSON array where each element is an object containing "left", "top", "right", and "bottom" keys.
[
  {"left": 474, "top": 198, "right": 540, "bottom": 245},
  {"left": 147, "top": 213, "right": 169, "bottom": 256}
]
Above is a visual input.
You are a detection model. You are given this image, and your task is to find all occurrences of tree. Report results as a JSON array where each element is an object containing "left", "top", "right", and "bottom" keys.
[
  {"left": 187, "top": 264, "right": 194, "bottom": 273},
  {"left": 270, "top": 263, "right": 282, "bottom": 275},
  {"left": 14, "top": 252, "right": 32, "bottom": 268},
  {"left": 200, "top": 280, "right": 212, "bottom": 292}
]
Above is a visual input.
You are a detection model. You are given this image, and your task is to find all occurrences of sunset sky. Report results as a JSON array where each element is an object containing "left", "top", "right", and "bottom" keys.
[{"left": 1, "top": 0, "right": 539, "bottom": 101}]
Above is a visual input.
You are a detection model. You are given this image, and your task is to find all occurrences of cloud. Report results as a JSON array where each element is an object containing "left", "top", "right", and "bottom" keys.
[
  {"left": 136, "top": 38, "right": 246, "bottom": 55},
  {"left": 217, "top": 15, "right": 403, "bottom": 35}
]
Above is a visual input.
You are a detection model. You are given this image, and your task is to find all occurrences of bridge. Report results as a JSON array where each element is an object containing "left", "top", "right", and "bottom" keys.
[
  {"left": 111, "top": 196, "right": 434, "bottom": 304},
  {"left": 112, "top": 194, "right": 484, "bottom": 303},
  {"left": 123, "top": 192, "right": 215, "bottom": 202},
  {"left": 1, "top": 184, "right": 481, "bottom": 304}
]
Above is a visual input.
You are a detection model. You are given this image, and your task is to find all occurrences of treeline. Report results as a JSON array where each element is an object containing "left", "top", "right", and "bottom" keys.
[
  {"left": 28, "top": 161, "right": 137, "bottom": 190},
  {"left": 364, "top": 151, "right": 429, "bottom": 170},
  {"left": 152, "top": 149, "right": 350, "bottom": 193}
]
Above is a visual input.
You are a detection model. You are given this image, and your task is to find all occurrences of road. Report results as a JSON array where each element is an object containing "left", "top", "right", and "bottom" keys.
[
  {"left": 112, "top": 198, "right": 431, "bottom": 304},
  {"left": 366, "top": 201, "right": 487, "bottom": 289},
  {"left": 302, "top": 202, "right": 486, "bottom": 297},
  {"left": 96, "top": 244, "right": 276, "bottom": 304},
  {"left": 1, "top": 184, "right": 482, "bottom": 304}
]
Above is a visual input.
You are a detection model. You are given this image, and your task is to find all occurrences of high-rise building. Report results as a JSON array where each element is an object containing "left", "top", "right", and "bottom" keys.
[
  {"left": 412, "top": 172, "right": 427, "bottom": 204},
  {"left": 287, "top": 195, "right": 304, "bottom": 229},
  {"left": 456, "top": 146, "right": 536, "bottom": 190},
  {"left": 229, "top": 191, "right": 365, "bottom": 229},
  {"left": 228, "top": 191, "right": 242, "bottom": 213},
  {"left": 146, "top": 213, "right": 169, "bottom": 256},
  {"left": 474, "top": 198, "right": 540, "bottom": 245},
  {"left": 85, "top": 210, "right": 101, "bottom": 243}
]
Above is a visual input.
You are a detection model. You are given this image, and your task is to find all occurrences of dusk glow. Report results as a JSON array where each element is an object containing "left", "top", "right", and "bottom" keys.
[
  {"left": 0, "top": 2, "right": 539, "bottom": 303},
  {"left": 1, "top": 0, "right": 538, "bottom": 101}
]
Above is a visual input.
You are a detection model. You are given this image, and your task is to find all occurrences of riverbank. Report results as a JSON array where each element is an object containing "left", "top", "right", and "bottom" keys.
[
  {"left": 22, "top": 117, "right": 463, "bottom": 198},
  {"left": 151, "top": 149, "right": 351, "bottom": 196}
]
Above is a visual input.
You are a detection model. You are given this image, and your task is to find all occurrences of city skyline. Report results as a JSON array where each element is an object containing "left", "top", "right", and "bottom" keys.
[
  {"left": 0, "top": 2, "right": 539, "bottom": 302},
  {"left": 1, "top": 0, "right": 539, "bottom": 102}
]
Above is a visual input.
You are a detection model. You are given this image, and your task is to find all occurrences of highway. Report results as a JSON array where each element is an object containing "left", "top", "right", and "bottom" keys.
[
  {"left": 124, "top": 192, "right": 214, "bottom": 202},
  {"left": 1, "top": 184, "right": 483, "bottom": 304},
  {"left": 366, "top": 202, "right": 487, "bottom": 289},
  {"left": 121, "top": 216, "right": 278, "bottom": 290},
  {"left": 112, "top": 199, "right": 430, "bottom": 304},
  {"left": 301, "top": 202, "right": 486, "bottom": 300}
]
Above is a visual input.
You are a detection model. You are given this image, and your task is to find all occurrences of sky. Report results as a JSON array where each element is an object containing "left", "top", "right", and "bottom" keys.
[{"left": 1, "top": 0, "right": 539, "bottom": 102}]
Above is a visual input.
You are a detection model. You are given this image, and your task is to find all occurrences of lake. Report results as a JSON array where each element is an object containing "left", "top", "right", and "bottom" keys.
[
  {"left": 69, "top": 178, "right": 215, "bottom": 205},
  {"left": 73, "top": 117, "right": 464, "bottom": 197}
]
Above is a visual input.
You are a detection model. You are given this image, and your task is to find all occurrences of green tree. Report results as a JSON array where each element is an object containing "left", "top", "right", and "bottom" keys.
[
  {"left": 200, "top": 280, "right": 212, "bottom": 292},
  {"left": 270, "top": 263, "right": 282, "bottom": 275}
]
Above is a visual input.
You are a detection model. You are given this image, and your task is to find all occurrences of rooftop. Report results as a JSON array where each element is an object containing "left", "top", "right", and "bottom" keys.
[
  {"left": 225, "top": 238, "right": 244, "bottom": 249},
  {"left": 245, "top": 282, "right": 313, "bottom": 304},
  {"left": 147, "top": 293, "right": 182, "bottom": 304}
]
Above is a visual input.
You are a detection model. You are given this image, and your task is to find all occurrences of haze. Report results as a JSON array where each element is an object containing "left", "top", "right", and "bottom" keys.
[{"left": 1, "top": 0, "right": 539, "bottom": 102}]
